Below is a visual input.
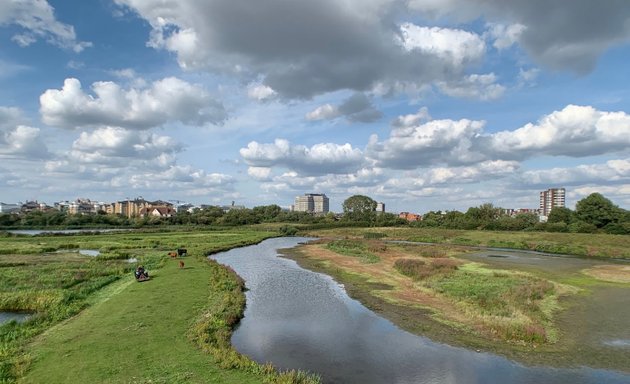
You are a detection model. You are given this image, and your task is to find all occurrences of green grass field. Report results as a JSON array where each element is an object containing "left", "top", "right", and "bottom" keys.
[{"left": 0, "top": 229, "right": 319, "bottom": 384}]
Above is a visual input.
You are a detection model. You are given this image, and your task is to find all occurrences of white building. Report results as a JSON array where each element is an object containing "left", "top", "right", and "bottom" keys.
[
  {"left": 376, "top": 202, "right": 385, "bottom": 213},
  {"left": 293, "top": 194, "right": 329, "bottom": 214}
]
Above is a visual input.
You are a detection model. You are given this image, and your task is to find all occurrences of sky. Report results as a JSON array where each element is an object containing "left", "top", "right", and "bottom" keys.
[{"left": 1, "top": 0, "right": 630, "bottom": 213}]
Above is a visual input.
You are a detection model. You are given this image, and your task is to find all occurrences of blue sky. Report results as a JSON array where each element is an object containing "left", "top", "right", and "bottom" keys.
[{"left": 1, "top": 0, "right": 630, "bottom": 213}]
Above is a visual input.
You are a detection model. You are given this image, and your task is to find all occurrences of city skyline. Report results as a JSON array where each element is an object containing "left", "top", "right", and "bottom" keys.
[
  {"left": 1, "top": 1, "right": 630, "bottom": 213},
  {"left": 2, "top": 186, "right": 580, "bottom": 216}
]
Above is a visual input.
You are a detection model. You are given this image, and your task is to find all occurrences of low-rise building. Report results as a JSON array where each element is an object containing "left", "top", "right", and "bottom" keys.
[
  {"left": 399, "top": 212, "right": 421, "bottom": 222},
  {"left": 21, "top": 201, "right": 49, "bottom": 213},
  {"left": 140, "top": 206, "right": 176, "bottom": 218}
]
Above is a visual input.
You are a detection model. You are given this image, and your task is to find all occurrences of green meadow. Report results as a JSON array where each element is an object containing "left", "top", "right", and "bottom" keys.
[{"left": 0, "top": 230, "right": 318, "bottom": 384}]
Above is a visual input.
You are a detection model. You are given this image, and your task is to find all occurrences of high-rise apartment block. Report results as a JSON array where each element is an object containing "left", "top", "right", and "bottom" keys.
[
  {"left": 293, "top": 193, "right": 329, "bottom": 214},
  {"left": 539, "top": 188, "right": 566, "bottom": 216}
]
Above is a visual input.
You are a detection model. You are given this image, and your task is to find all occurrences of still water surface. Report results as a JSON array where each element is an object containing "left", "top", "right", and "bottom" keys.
[
  {"left": 5, "top": 229, "right": 128, "bottom": 235},
  {"left": 0, "top": 312, "right": 31, "bottom": 325},
  {"left": 212, "top": 237, "right": 630, "bottom": 384}
]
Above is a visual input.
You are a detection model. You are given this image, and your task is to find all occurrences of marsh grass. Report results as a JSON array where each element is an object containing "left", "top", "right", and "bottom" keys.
[
  {"left": 1, "top": 229, "right": 320, "bottom": 383},
  {"left": 390, "top": 249, "right": 557, "bottom": 344},
  {"left": 305, "top": 227, "right": 630, "bottom": 259},
  {"left": 363, "top": 232, "right": 388, "bottom": 239},
  {"left": 394, "top": 258, "right": 459, "bottom": 280},
  {"left": 326, "top": 239, "right": 381, "bottom": 263},
  {"left": 425, "top": 269, "right": 556, "bottom": 343},
  {"left": 0, "top": 250, "right": 135, "bottom": 381}
]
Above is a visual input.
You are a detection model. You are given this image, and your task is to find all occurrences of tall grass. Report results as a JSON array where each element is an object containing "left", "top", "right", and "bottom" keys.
[
  {"left": 394, "top": 258, "right": 459, "bottom": 280},
  {"left": 426, "top": 271, "right": 556, "bottom": 343},
  {"left": 326, "top": 240, "right": 381, "bottom": 263}
]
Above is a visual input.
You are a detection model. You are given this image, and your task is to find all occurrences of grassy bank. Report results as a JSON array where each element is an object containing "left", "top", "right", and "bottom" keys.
[
  {"left": 283, "top": 237, "right": 630, "bottom": 371},
  {"left": 1, "top": 230, "right": 319, "bottom": 383},
  {"left": 303, "top": 227, "right": 630, "bottom": 259}
]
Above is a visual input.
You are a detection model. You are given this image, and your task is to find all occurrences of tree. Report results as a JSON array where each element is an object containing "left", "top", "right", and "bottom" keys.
[
  {"left": 419, "top": 211, "right": 444, "bottom": 227},
  {"left": 547, "top": 207, "right": 574, "bottom": 224},
  {"left": 465, "top": 203, "right": 501, "bottom": 228},
  {"left": 342, "top": 195, "right": 377, "bottom": 222},
  {"left": 575, "top": 193, "right": 621, "bottom": 228},
  {"left": 252, "top": 204, "right": 282, "bottom": 222}
]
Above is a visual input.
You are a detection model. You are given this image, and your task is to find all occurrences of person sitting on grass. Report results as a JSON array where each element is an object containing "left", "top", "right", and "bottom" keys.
[{"left": 135, "top": 266, "right": 149, "bottom": 280}]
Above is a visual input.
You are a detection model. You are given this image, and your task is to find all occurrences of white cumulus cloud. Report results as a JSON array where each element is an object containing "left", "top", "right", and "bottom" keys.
[
  {"left": 40, "top": 77, "right": 226, "bottom": 129},
  {"left": 240, "top": 139, "right": 365, "bottom": 176},
  {"left": 436, "top": 73, "right": 506, "bottom": 100},
  {"left": 0, "top": 0, "right": 91, "bottom": 52},
  {"left": 488, "top": 105, "right": 630, "bottom": 159},
  {"left": 397, "top": 23, "right": 486, "bottom": 66},
  {"left": 367, "top": 118, "right": 486, "bottom": 168}
]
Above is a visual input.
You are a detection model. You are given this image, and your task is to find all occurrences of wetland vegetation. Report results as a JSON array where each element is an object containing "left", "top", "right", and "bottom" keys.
[
  {"left": 1, "top": 223, "right": 628, "bottom": 382},
  {"left": 287, "top": 227, "right": 630, "bottom": 371},
  {"left": 0, "top": 229, "right": 319, "bottom": 384}
]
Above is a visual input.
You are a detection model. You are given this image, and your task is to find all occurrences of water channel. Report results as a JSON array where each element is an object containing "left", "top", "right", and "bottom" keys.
[
  {"left": 4, "top": 229, "right": 128, "bottom": 236},
  {"left": 212, "top": 237, "right": 630, "bottom": 384},
  {"left": 0, "top": 312, "right": 31, "bottom": 326}
]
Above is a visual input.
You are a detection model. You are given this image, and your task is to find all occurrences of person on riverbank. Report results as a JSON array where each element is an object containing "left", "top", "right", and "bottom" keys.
[{"left": 135, "top": 266, "right": 149, "bottom": 281}]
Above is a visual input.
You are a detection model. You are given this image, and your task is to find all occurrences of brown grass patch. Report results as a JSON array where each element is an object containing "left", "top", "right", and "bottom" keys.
[{"left": 583, "top": 265, "right": 630, "bottom": 283}]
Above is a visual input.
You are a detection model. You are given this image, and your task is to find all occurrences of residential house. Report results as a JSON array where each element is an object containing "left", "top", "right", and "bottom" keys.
[{"left": 399, "top": 212, "right": 421, "bottom": 222}]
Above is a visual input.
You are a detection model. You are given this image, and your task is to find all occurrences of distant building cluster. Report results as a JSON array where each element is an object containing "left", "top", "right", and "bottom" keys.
[
  {"left": 0, "top": 197, "right": 246, "bottom": 218},
  {"left": 395, "top": 187, "right": 567, "bottom": 223},
  {"left": 1, "top": 187, "right": 567, "bottom": 223},
  {"left": 291, "top": 193, "right": 329, "bottom": 214}
]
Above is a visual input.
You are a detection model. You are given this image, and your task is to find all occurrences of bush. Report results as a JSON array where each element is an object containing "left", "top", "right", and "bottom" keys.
[
  {"left": 279, "top": 225, "right": 298, "bottom": 236},
  {"left": 568, "top": 221, "right": 598, "bottom": 233}
]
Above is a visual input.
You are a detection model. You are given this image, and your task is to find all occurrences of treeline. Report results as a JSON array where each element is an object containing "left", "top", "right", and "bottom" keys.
[
  {"left": 1, "top": 192, "right": 628, "bottom": 235},
  {"left": 0, "top": 204, "right": 404, "bottom": 230},
  {"left": 415, "top": 193, "right": 630, "bottom": 234}
]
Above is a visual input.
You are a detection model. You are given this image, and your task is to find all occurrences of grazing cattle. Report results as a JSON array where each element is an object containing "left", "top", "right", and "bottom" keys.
[
  {"left": 168, "top": 252, "right": 177, "bottom": 258},
  {"left": 179, "top": 260, "right": 185, "bottom": 269},
  {"left": 177, "top": 248, "right": 187, "bottom": 257}
]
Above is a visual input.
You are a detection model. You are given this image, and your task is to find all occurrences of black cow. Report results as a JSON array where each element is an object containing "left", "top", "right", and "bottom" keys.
[{"left": 177, "top": 248, "right": 187, "bottom": 257}]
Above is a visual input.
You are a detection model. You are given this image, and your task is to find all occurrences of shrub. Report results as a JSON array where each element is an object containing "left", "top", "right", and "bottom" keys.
[{"left": 279, "top": 225, "right": 299, "bottom": 236}]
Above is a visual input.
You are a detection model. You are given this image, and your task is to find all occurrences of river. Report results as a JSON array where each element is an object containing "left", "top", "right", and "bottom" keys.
[{"left": 212, "top": 237, "right": 630, "bottom": 384}]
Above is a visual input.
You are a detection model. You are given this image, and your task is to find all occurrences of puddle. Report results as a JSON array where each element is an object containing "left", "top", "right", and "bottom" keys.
[
  {"left": 604, "top": 340, "right": 630, "bottom": 348},
  {"left": 488, "top": 254, "right": 510, "bottom": 258},
  {"left": 0, "top": 312, "right": 31, "bottom": 325},
  {"left": 79, "top": 249, "right": 100, "bottom": 257}
]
